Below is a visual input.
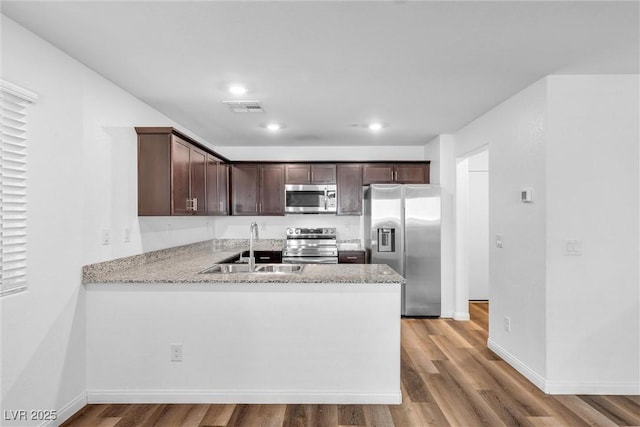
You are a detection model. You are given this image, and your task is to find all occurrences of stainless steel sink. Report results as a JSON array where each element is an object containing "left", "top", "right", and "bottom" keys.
[
  {"left": 254, "top": 264, "right": 305, "bottom": 273},
  {"left": 200, "top": 264, "right": 254, "bottom": 274},
  {"left": 200, "top": 263, "right": 304, "bottom": 274}
]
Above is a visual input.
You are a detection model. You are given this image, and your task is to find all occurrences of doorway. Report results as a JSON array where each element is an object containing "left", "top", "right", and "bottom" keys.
[{"left": 455, "top": 147, "right": 489, "bottom": 320}]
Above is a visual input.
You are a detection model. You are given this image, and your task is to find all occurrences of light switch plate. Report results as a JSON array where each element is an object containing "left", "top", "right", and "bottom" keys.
[
  {"left": 495, "top": 234, "right": 504, "bottom": 248},
  {"left": 564, "top": 239, "right": 582, "bottom": 256},
  {"left": 101, "top": 229, "right": 110, "bottom": 245}
]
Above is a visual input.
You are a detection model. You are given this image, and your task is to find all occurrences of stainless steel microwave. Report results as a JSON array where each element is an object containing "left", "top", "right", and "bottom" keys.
[{"left": 285, "top": 184, "right": 337, "bottom": 213}]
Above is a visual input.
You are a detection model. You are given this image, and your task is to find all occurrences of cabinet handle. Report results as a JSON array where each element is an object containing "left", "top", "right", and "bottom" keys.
[
  {"left": 394, "top": 170, "right": 398, "bottom": 181},
  {"left": 258, "top": 256, "right": 270, "bottom": 260},
  {"left": 259, "top": 202, "right": 262, "bottom": 212},
  {"left": 346, "top": 256, "right": 358, "bottom": 260}
]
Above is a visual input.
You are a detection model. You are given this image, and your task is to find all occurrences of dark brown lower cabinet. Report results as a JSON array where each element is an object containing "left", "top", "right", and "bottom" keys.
[{"left": 338, "top": 251, "right": 366, "bottom": 264}]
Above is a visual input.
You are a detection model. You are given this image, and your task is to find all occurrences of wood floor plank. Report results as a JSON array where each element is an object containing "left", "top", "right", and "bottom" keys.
[
  {"left": 598, "top": 395, "right": 640, "bottom": 426},
  {"left": 431, "top": 359, "right": 508, "bottom": 427},
  {"left": 361, "top": 404, "right": 395, "bottom": 427},
  {"left": 409, "top": 402, "right": 451, "bottom": 427},
  {"left": 312, "top": 405, "right": 339, "bottom": 427},
  {"left": 198, "top": 404, "right": 237, "bottom": 427},
  {"left": 400, "top": 347, "right": 434, "bottom": 402},
  {"left": 60, "top": 303, "right": 639, "bottom": 427},
  {"left": 554, "top": 395, "right": 619, "bottom": 427},
  {"left": 337, "top": 405, "right": 366, "bottom": 426},
  {"left": 578, "top": 395, "right": 640, "bottom": 426},
  {"left": 115, "top": 404, "right": 164, "bottom": 427}
]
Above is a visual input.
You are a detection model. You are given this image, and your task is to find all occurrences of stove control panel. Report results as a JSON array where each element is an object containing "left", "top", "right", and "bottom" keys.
[{"left": 286, "top": 227, "right": 336, "bottom": 238}]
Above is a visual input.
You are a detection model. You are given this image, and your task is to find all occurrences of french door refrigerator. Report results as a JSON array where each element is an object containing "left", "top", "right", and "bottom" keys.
[{"left": 364, "top": 184, "right": 441, "bottom": 316}]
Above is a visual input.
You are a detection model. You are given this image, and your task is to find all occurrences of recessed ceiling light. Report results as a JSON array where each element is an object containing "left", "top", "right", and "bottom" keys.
[
  {"left": 228, "top": 84, "right": 247, "bottom": 95},
  {"left": 266, "top": 123, "right": 281, "bottom": 131},
  {"left": 368, "top": 122, "right": 384, "bottom": 131}
]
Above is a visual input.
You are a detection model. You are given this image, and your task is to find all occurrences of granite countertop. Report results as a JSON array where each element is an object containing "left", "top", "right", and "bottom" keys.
[{"left": 83, "top": 240, "right": 404, "bottom": 285}]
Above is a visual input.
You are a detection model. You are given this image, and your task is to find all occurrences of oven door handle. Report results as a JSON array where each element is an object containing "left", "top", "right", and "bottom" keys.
[{"left": 282, "top": 256, "right": 338, "bottom": 264}]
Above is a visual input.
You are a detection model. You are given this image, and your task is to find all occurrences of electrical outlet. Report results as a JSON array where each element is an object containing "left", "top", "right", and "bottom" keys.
[
  {"left": 504, "top": 316, "right": 511, "bottom": 332},
  {"left": 101, "top": 229, "right": 110, "bottom": 245},
  {"left": 495, "top": 234, "right": 504, "bottom": 248},
  {"left": 170, "top": 344, "right": 182, "bottom": 362}
]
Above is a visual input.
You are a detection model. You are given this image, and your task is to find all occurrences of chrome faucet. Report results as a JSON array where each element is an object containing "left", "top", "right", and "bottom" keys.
[{"left": 249, "top": 222, "right": 259, "bottom": 271}]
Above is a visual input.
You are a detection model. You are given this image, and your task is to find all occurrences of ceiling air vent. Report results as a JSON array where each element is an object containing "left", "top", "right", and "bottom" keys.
[{"left": 223, "top": 101, "right": 264, "bottom": 113}]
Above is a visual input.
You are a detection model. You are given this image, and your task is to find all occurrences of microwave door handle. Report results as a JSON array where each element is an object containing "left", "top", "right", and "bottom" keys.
[{"left": 324, "top": 189, "right": 328, "bottom": 211}]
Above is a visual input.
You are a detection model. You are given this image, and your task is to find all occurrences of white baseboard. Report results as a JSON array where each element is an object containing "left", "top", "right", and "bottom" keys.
[
  {"left": 487, "top": 339, "right": 640, "bottom": 395},
  {"left": 87, "top": 389, "right": 402, "bottom": 405},
  {"left": 41, "top": 392, "right": 87, "bottom": 427},
  {"left": 544, "top": 381, "right": 640, "bottom": 395},
  {"left": 453, "top": 311, "right": 470, "bottom": 321},
  {"left": 487, "top": 338, "right": 547, "bottom": 392}
]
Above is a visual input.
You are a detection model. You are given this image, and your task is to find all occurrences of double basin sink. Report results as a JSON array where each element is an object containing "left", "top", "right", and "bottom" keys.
[
  {"left": 200, "top": 249, "right": 304, "bottom": 274},
  {"left": 200, "top": 263, "right": 304, "bottom": 274}
]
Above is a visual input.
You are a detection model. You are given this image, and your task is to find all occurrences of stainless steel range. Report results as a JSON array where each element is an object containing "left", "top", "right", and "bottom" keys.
[{"left": 283, "top": 227, "right": 338, "bottom": 264}]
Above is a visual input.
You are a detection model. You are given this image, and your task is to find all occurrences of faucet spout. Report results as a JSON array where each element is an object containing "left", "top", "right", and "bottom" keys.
[{"left": 249, "top": 222, "right": 259, "bottom": 271}]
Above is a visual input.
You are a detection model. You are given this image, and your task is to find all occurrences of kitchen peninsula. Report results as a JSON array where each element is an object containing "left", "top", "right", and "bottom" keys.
[{"left": 83, "top": 241, "right": 403, "bottom": 405}]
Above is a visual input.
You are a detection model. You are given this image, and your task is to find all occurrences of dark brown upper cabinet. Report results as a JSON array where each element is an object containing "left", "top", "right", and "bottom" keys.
[
  {"left": 285, "top": 163, "right": 336, "bottom": 184},
  {"left": 231, "top": 164, "right": 285, "bottom": 216},
  {"left": 206, "top": 154, "right": 229, "bottom": 215},
  {"left": 336, "top": 164, "right": 363, "bottom": 215},
  {"left": 362, "top": 163, "right": 429, "bottom": 184},
  {"left": 137, "top": 128, "right": 213, "bottom": 216}
]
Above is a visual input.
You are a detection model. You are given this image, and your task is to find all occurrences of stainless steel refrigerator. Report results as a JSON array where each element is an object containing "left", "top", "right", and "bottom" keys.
[{"left": 364, "top": 184, "right": 441, "bottom": 316}]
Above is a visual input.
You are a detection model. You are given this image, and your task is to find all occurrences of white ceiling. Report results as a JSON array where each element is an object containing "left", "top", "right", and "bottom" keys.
[{"left": 2, "top": 1, "right": 638, "bottom": 147}]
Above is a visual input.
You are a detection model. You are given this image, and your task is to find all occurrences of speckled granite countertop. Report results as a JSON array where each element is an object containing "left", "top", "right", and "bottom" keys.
[{"left": 83, "top": 240, "right": 404, "bottom": 285}]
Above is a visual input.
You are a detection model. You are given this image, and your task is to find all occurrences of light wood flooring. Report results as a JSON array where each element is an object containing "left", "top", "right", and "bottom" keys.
[{"left": 62, "top": 303, "right": 639, "bottom": 426}]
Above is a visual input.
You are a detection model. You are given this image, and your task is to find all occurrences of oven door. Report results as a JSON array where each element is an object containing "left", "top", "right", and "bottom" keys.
[{"left": 285, "top": 184, "right": 336, "bottom": 213}]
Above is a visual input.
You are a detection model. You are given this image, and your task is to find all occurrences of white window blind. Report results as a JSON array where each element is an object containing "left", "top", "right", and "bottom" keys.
[{"left": 1, "top": 80, "right": 37, "bottom": 297}]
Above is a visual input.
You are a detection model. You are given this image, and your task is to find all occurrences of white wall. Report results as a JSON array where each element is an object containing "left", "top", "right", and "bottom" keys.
[
  {"left": 455, "top": 79, "right": 549, "bottom": 382},
  {"left": 423, "top": 135, "right": 457, "bottom": 318},
  {"left": 468, "top": 150, "right": 489, "bottom": 300},
  {"left": 452, "top": 75, "right": 639, "bottom": 394},
  {"left": 545, "top": 75, "right": 639, "bottom": 393},
  {"left": 0, "top": 16, "right": 212, "bottom": 425}
]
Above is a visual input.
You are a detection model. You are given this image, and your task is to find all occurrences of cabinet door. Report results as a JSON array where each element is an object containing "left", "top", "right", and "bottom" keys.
[
  {"left": 206, "top": 156, "right": 229, "bottom": 215},
  {"left": 218, "top": 163, "right": 229, "bottom": 214},
  {"left": 231, "top": 165, "right": 260, "bottom": 215},
  {"left": 190, "top": 147, "right": 207, "bottom": 215},
  {"left": 362, "top": 164, "right": 394, "bottom": 184},
  {"left": 395, "top": 163, "right": 429, "bottom": 184},
  {"left": 337, "top": 164, "right": 363, "bottom": 215},
  {"left": 311, "top": 164, "right": 336, "bottom": 183},
  {"left": 138, "top": 133, "right": 171, "bottom": 216},
  {"left": 171, "top": 138, "right": 192, "bottom": 215},
  {"left": 259, "top": 164, "right": 285, "bottom": 215},
  {"left": 285, "top": 164, "right": 310, "bottom": 184}
]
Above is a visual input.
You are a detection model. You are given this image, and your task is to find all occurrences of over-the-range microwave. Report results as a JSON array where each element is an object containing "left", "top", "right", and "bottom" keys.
[{"left": 284, "top": 184, "right": 337, "bottom": 214}]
